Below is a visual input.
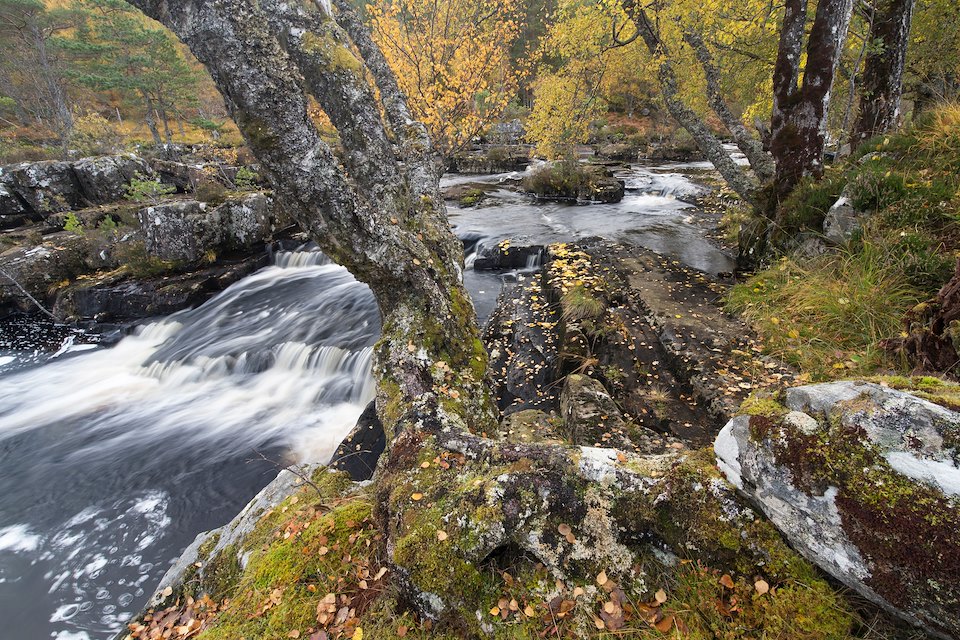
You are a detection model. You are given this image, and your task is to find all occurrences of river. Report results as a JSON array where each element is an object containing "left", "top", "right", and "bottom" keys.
[{"left": 0, "top": 159, "right": 733, "bottom": 639}]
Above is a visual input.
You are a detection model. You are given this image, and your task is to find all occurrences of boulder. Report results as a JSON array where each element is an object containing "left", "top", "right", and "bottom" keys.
[
  {"left": 715, "top": 381, "right": 960, "bottom": 639},
  {"left": 823, "top": 187, "right": 864, "bottom": 245},
  {"left": 472, "top": 242, "right": 544, "bottom": 271},
  {"left": 560, "top": 373, "right": 631, "bottom": 449},
  {"left": 137, "top": 194, "right": 272, "bottom": 264},
  {"left": 596, "top": 142, "right": 638, "bottom": 161},
  {"left": 0, "top": 233, "right": 97, "bottom": 316},
  {"left": 148, "top": 158, "right": 239, "bottom": 192},
  {"left": 0, "top": 177, "right": 29, "bottom": 229},
  {"left": 138, "top": 200, "right": 222, "bottom": 263},
  {"left": 72, "top": 154, "right": 151, "bottom": 204},
  {"left": 450, "top": 146, "right": 529, "bottom": 174},
  {"left": 3, "top": 160, "right": 84, "bottom": 218},
  {"left": 522, "top": 163, "right": 625, "bottom": 204},
  {"left": 330, "top": 401, "right": 385, "bottom": 481}
]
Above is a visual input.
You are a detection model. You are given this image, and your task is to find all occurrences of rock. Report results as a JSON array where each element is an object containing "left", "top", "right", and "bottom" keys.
[
  {"left": 148, "top": 158, "right": 239, "bottom": 192},
  {"left": 218, "top": 192, "right": 272, "bottom": 248},
  {"left": 72, "top": 154, "right": 151, "bottom": 204},
  {"left": 137, "top": 194, "right": 272, "bottom": 264},
  {"left": 499, "top": 409, "right": 560, "bottom": 444},
  {"left": 51, "top": 257, "right": 265, "bottom": 322},
  {"left": 473, "top": 242, "right": 544, "bottom": 271},
  {"left": 560, "top": 373, "right": 631, "bottom": 448},
  {"left": 596, "top": 142, "right": 638, "bottom": 161},
  {"left": 486, "top": 120, "right": 524, "bottom": 145},
  {"left": 450, "top": 146, "right": 529, "bottom": 174},
  {"left": 0, "top": 233, "right": 97, "bottom": 316},
  {"left": 823, "top": 188, "right": 863, "bottom": 245},
  {"left": 330, "top": 401, "right": 385, "bottom": 481},
  {"left": 483, "top": 275, "right": 562, "bottom": 413},
  {"left": 3, "top": 160, "right": 84, "bottom": 218},
  {"left": 646, "top": 143, "right": 704, "bottom": 162},
  {"left": 0, "top": 177, "right": 30, "bottom": 229},
  {"left": 715, "top": 381, "right": 960, "bottom": 639},
  {"left": 522, "top": 163, "right": 625, "bottom": 204},
  {"left": 138, "top": 200, "right": 221, "bottom": 263}
]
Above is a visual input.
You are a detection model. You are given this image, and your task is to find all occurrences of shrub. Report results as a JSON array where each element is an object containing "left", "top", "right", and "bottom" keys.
[
  {"left": 68, "top": 111, "right": 123, "bottom": 156},
  {"left": 63, "top": 212, "right": 83, "bottom": 234},
  {"left": 125, "top": 172, "right": 176, "bottom": 204},
  {"left": 234, "top": 166, "right": 259, "bottom": 190}
]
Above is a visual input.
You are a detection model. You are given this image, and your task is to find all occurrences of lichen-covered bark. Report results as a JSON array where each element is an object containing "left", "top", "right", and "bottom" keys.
[
  {"left": 851, "top": 0, "right": 916, "bottom": 148},
  {"left": 770, "top": 0, "right": 855, "bottom": 200}
]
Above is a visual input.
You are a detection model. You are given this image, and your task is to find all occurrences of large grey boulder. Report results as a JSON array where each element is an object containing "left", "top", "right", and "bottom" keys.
[
  {"left": 823, "top": 187, "right": 864, "bottom": 245},
  {"left": 715, "top": 381, "right": 960, "bottom": 639},
  {"left": 138, "top": 193, "right": 273, "bottom": 264},
  {"left": 72, "top": 154, "right": 151, "bottom": 204},
  {"left": 3, "top": 160, "right": 84, "bottom": 217}
]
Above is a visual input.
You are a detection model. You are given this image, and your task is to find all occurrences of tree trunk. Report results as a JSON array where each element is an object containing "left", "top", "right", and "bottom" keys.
[
  {"left": 159, "top": 105, "right": 173, "bottom": 146},
  {"left": 620, "top": 1, "right": 760, "bottom": 204},
  {"left": 681, "top": 28, "right": 776, "bottom": 183},
  {"left": 140, "top": 90, "right": 162, "bottom": 145},
  {"left": 851, "top": 0, "right": 916, "bottom": 148},
  {"left": 770, "top": 0, "right": 855, "bottom": 200},
  {"left": 117, "top": 0, "right": 818, "bottom": 628}
]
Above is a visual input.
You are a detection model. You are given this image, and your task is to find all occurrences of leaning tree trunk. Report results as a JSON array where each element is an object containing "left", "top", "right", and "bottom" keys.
[
  {"left": 681, "top": 28, "right": 776, "bottom": 183},
  {"left": 851, "top": 0, "right": 916, "bottom": 148},
  {"left": 140, "top": 90, "right": 162, "bottom": 145},
  {"left": 770, "top": 0, "right": 855, "bottom": 201},
  {"left": 620, "top": 0, "right": 760, "bottom": 205}
]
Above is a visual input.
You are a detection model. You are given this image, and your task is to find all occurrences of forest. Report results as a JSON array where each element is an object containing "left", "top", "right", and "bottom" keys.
[{"left": 0, "top": 0, "right": 959, "bottom": 639}]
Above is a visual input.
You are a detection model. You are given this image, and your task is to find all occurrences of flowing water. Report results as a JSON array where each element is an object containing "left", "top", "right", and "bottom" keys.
[{"left": 0, "top": 160, "right": 732, "bottom": 639}]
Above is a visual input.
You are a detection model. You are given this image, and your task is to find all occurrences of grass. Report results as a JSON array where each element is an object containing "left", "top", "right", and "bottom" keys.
[
  {"left": 727, "top": 234, "right": 928, "bottom": 380},
  {"left": 729, "top": 101, "right": 960, "bottom": 381}
]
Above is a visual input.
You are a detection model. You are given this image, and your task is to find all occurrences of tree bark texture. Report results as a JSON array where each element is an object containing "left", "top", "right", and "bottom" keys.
[
  {"left": 852, "top": 0, "right": 916, "bottom": 148},
  {"left": 770, "top": 0, "right": 855, "bottom": 200}
]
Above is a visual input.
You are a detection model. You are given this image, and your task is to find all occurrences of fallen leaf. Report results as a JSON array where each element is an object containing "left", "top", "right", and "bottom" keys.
[
  {"left": 655, "top": 615, "right": 675, "bottom": 632},
  {"left": 161, "top": 586, "right": 173, "bottom": 598},
  {"left": 411, "top": 493, "right": 423, "bottom": 501},
  {"left": 523, "top": 605, "right": 535, "bottom": 617},
  {"left": 557, "top": 523, "right": 572, "bottom": 537},
  {"left": 436, "top": 530, "right": 448, "bottom": 541},
  {"left": 594, "top": 617, "right": 605, "bottom": 630},
  {"left": 655, "top": 589, "right": 667, "bottom": 604},
  {"left": 287, "top": 631, "right": 301, "bottom": 638},
  {"left": 351, "top": 628, "right": 363, "bottom": 640},
  {"left": 719, "top": 574, "right": 735, "bottom": 589},
  {"left": 754, "top": 579, "right": 769, "bottom": 595},
  {"left": 596, "top": 571, "right": 608, "bottom": 586},
  {"left": 396, "top": 625, "right": 408, "bottom": 637},
  {"left": 489, "top": 606, "right": 500, "bottom": 616}
]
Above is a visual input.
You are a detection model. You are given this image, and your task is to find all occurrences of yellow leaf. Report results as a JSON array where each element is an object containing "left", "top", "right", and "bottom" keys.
[
  {"left": 596, "top": 570, "right": 608, "bottom": 586},
  {"left": 352, "top": 628, "right": 363, "bottom": 640}
]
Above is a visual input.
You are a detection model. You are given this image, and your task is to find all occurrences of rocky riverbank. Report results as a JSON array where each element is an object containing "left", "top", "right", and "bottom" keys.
[
  {"left": 123, "top": 239, "right": 957, "bottom": 640},
  {"left": 0, "top": 151, "right": 290, "bottom": 324}
]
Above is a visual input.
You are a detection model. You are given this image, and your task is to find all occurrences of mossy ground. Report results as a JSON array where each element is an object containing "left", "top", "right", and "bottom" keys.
[{"left": 129, "top": 449, "right": 913, "bottom": 640}]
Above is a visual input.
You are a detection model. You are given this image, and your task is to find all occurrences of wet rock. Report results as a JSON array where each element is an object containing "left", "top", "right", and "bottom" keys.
[
  {"left": 823, "top": 187, "right": 863, "bottom": 245},
  {"left": 561, "top": 373, "right": 631, "bottom": 449},
  {"left": 52, "top": 256, "right": 265, "bottom": 322},
  {"left": 3, "top": 160, "right": 84, "bottom": 218},
  {"left": 72, "top": 154, "right": 151, "bottom": 204},
  {"left": 498, "top": 408, "right": 560, "bottom": 444},
  {"left": 330, "top": 401, "right": 385, "bottom": 481},
  {"left": 482, "top": 275, "right": 562, "bottom": 413},
  {"left": 715, "top": 381, "right": 960, "bottom": 639},
  {"left": 596, "top": 142, "right": 638, "bottom": 161},
  {"left": 473, "top": 242, "right": 544, "bottom": 271}
]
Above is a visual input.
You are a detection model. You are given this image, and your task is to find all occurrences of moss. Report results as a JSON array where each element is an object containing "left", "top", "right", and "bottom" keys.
[
  {"left": 301, "top": 30, "right": 364, "bottom": 75},
  {"left": 200, "top": 542, "right": 242, "bottom": 602},
  {"left": 869, "top": 375, "right": 960, "bottom": 411},
  {"left": 739, "top": 392, "right": 789, "bottom": 419},
  {"left": 757, "top": 401, "right": 960, "bottom": 618}
]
